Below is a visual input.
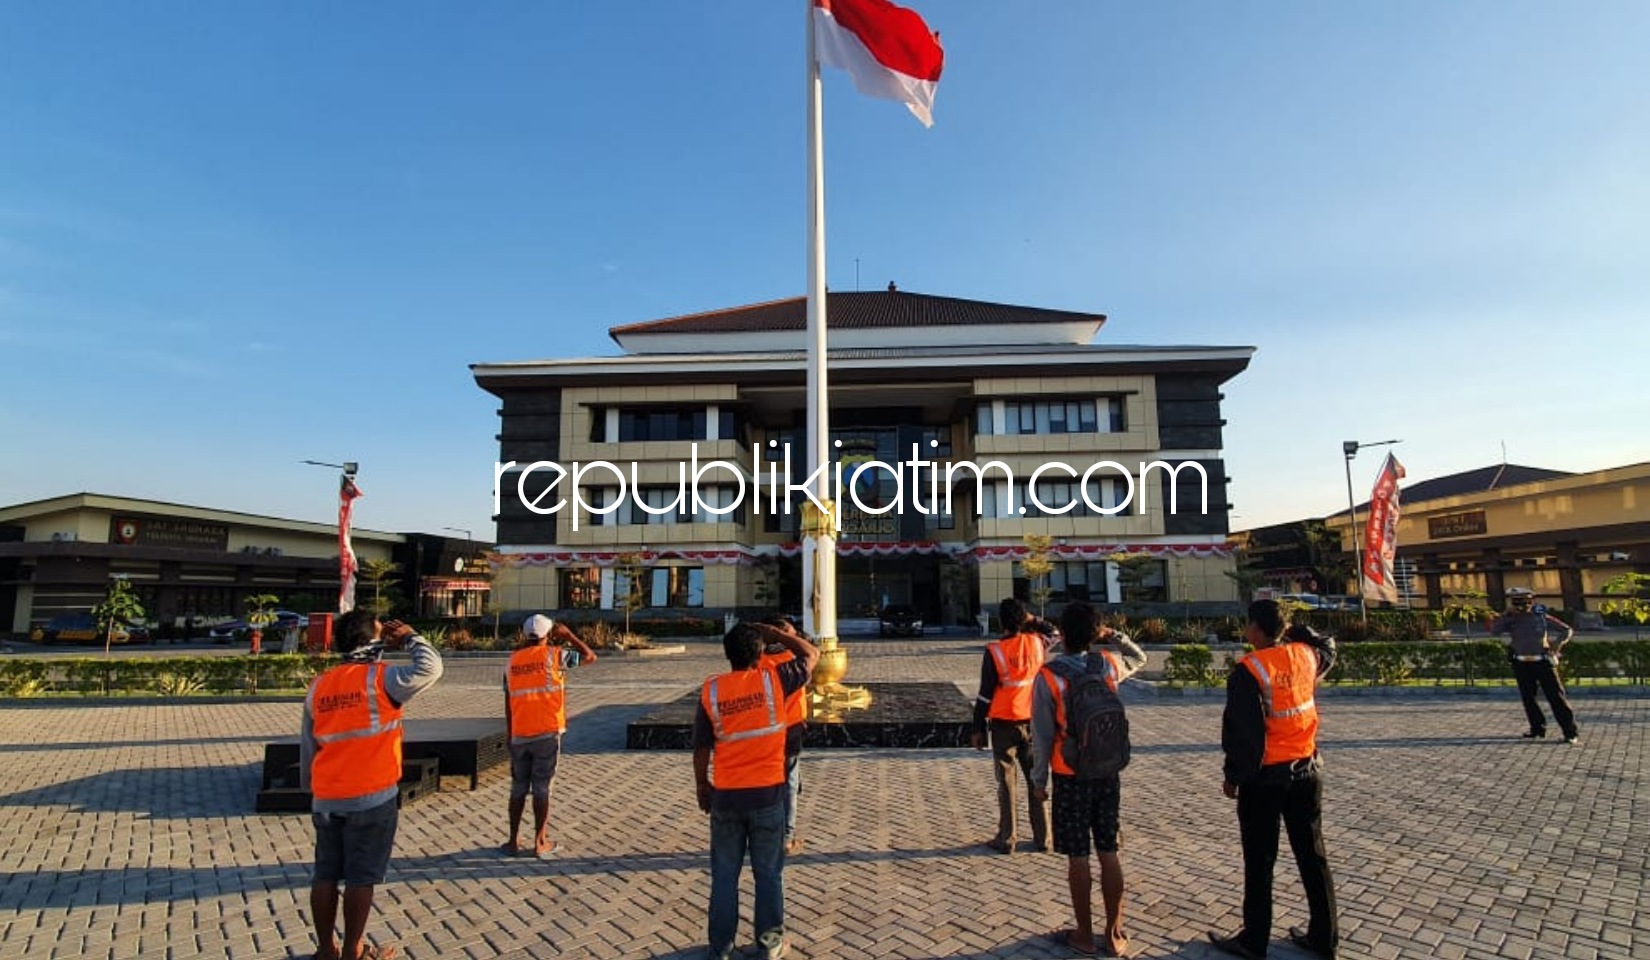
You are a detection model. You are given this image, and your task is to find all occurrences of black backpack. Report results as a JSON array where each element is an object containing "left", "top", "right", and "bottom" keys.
[{"left": 1054, "top": 654, "right": 1131, "bottom": 779}]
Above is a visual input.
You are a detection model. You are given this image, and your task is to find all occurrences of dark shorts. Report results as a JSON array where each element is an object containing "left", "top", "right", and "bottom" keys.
[
  {"left": 1052, "top": 773, "right": 1121, "bottom": 857},
  {"left": 509, "top": 735, "right": 563, "bottom": 800},
  {"left": 313, "top": 797, "right": 399, "bottom": 886}
]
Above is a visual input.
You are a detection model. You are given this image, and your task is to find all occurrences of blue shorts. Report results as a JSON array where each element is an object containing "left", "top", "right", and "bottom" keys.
[{"left": 312, "top": 797, "right": 399, "bottom": 886}]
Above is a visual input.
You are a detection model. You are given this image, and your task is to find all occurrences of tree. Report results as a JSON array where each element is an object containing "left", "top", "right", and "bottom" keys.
[
  {"left": 243, "top": 593, "right": 280, "bottom": 648},
  {"left": 613, "top": 552, "right": 647, "bottom": 636},
  {"left": 1224, "top": 549, "right": 1267, "bottom": 604},
  {"left": 92, "top": 577, "right": 146, "bottom": 657},
  {"left": 1108, "top": 553, "right": 1162, "bottom": 606},
  {"left": 360, "top": 558, "right": 402, "bottom": 618},
  {"left": 1600, "top": 573, "right": 1650, "bottom": 640},
  {"left": 1440, "top": 590, "right": 1494, "bottom": 639},
  {"left": 1021, "top": 534, "right": 1056, "bottom": 616},
  {"left": 1304, "top": 520, "right": 1354, "bottom": 595}
]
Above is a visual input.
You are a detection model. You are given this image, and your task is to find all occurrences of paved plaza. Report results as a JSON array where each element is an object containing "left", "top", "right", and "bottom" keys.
[{"left": 0, "top": 641, "right": 1645, "bottom": 959}]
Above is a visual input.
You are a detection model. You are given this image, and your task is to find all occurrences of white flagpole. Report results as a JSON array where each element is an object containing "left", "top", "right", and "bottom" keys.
[{"left": 803, "top": 0, "right": 837, "bottom": 644}]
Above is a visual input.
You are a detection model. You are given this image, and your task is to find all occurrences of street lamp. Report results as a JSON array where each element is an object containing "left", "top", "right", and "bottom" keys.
[
  {"left": 302, "top": 460, "right": 358, "bottom": 476},
  {"left": 443, "top": 526, "right": 473, "bottom": 618},
  {"left": 1343, "top": 439, "right": 1401, "bottom": 623}
]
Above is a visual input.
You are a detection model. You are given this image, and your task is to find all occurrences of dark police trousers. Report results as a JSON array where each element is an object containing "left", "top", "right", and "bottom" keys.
[
  {"left": 1510, "top": 657, "right": 1577, "bottom": 738},
  {"left": 1236, "top": 761, "right": 1338, "bottom": 954}
]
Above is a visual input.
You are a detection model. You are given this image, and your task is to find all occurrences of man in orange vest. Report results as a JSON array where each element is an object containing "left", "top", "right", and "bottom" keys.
[
  {"left": 694, "top": 620, "right": 819, "bottom": 960},
  {"left": 759, "top": 616, "right": 809, "bottom": 855},
  {"left": 972, "top": 598, "right": 1052, "bottom": 854},
  {"left": 1210, "top": 601, "right": 1339, "bottom": 960},
  {"left": 301, "top": 610, "right": 443, "bottom": 960},
  {"left": 1030, "top": 601, "right": 1146, "bottom": 958},
  {"left": 504, "top": 614, "right": 598, "bottom": 857}
]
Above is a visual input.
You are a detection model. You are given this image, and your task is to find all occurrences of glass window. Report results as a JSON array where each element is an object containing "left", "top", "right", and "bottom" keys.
[{"left": 975, "top": 404, "right": 993, "bottom": 436}]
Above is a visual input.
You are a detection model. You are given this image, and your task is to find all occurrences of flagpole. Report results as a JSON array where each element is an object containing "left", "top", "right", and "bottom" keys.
[{"left": 803, "top": 0, "right": 837, "bottom": 645}]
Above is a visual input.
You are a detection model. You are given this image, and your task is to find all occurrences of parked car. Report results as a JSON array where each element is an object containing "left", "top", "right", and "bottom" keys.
[
  {"left": 207, "top": 610, "right": 308, "bottom": 643},
  {"left": 878, "top": 604, "right": 924, "bottom": 637},
  {"left": 29, "top": 613, "right": 148, "bottom": 645}
]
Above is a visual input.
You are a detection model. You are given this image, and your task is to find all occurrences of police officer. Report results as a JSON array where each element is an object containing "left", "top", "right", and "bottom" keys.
[{"left": 1488, "top": 587, "right": 1579, "bottom": 743}]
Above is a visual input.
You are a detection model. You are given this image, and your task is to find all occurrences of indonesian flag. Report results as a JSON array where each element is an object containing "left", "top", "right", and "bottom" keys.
[
  {"left": 1361, "top": 454, "right": 1406, "bottom": 605},
  {"left": 813, "top": 0, "right": 944, "bottom": 126},
  {"left": 338, "top": 476, "right": 362, "bottom": 614}
]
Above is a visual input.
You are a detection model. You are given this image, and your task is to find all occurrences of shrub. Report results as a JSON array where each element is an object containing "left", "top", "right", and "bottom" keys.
[
  {"left": 1164, "top": 644, "right": 1217, "bottom": 686},
  {"left": 1135, "top": 618, "right": 1170, "bottom": 644},
  {"left": 1169, "top": 618, "right": 1210, "bottom": 644}
]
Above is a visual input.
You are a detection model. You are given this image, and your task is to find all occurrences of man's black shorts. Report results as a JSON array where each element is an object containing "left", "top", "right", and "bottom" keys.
[
  {"left": 1051, "top": 773, "right": 1121, "bottom": 857},
  {"left": 313, "top": 797, "right": 399, "bottom": 886}
]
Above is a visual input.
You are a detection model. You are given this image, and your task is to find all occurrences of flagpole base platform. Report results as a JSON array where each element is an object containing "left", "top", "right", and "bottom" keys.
[{"left": 625, "top": 682, "right": 972, "bottom": 750}]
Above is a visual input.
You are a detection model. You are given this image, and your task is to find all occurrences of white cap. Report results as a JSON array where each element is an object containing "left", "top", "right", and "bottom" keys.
[
  {"left": 1507, "top": 587, "right": 1535, "bottom": 598},
  {"left": 523, "top": 614, "right": 555, "bottom": 638}
]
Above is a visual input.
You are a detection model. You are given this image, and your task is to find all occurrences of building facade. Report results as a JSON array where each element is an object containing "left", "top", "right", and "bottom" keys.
[
  {"left": 474, "top": 290, "right": 1253, "bottom": 625},
  {"left": 1325, "top": 462, "right": 1650, "bottom": 612},
  {"left": 0, "top": 494, "right": 403, "bottom": 637}
]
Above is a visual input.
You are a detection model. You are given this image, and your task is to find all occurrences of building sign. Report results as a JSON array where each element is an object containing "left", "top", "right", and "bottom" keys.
[
  {"left": 1427, "top": 511, "right": 1487, "bottom": 540},
  {"left": 111, "top": 516, "right": 230, "bottom": 551}
]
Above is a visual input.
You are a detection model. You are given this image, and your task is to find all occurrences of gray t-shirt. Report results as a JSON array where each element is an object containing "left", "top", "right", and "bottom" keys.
[
  {"left": 301, "top": 637, "right": 444, "bottom": 813},
  {"left": 1489, "top": 610, "right": 1573, "bottom": 659}
]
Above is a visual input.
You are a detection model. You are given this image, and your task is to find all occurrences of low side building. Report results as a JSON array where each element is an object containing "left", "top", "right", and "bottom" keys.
[
  {"left": 0, "top": 493, "right": 403, "bottom": 637},
  {"left": 1325, "top": 462, "right": 1650, "bottom": 612}
]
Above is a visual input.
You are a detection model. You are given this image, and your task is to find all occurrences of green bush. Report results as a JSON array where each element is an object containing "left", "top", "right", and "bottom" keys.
[
  {"left": 0, "top": 655, "right": 330, "bottom": 697},
  {"left": 1164, "top": 644, "right": 1218, "bottom": 686}
]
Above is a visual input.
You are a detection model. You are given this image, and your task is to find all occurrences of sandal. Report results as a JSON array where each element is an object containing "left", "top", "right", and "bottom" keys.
[{"left": 349, "top": 946, "right": 399, "bottom": 960}]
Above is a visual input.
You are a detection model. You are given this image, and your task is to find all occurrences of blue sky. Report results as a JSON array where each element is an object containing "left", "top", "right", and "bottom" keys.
[{"left": 2, "top": 1, "right": 1646, "bottom": 537}]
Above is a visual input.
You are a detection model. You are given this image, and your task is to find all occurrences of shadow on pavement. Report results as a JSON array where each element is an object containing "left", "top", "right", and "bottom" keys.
[{"left": 0, "top": 762, "right": 262, "bottom": 819}]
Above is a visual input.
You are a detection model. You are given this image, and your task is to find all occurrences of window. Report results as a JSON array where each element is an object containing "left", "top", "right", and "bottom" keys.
[
  {"left": 980, "top": 478, "right": 1125, "bottom": 518},
  {"left": 607, "top": 486, "right": 745, "bottom": 526},
  {"left": 983, "top": 398, "right": 1125, "bottom": 436},
  {"left": 560, "top": 567, "right": 600, "bottom": 609},
  {"left": 1012, "top": 561, "right": 1111, "bottom": 603}
]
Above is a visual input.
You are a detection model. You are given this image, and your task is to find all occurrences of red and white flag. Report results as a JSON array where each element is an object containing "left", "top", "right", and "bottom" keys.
[
  {"left": 338, "top": 476, "right": 362, "bottom": 614},
  {"left": 1361, "top": 454, "right": 1406, "bottom": 605},
  {"left": 812, "top": 0, "right": 944, "bottom": 126}
]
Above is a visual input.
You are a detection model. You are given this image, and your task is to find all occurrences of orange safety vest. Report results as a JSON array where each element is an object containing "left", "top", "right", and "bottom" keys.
[
  {"left": 987, "top": 631, "right": 1046, "bottom": 721},
  {"left": 1040, "top": 650, "right": 1122, "bottom": 777},
  {"left": 507, "top": 644, "right": 568, "bottom": 738},
  {"left": 701, "top": 663, "right": 788, "bottom": 790},
  {"left": 1239, "top": 643, "right": 1319, "bottom": 765},
  {"left": 759, "top": 648, "right": 807, "bottom": 726},
  {"left": 309, "top": 662, "right": 404, "bottom": 801}
]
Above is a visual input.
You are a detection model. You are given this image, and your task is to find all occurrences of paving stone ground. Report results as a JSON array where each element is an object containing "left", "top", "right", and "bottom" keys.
[{"left": 1, "top": 640, "right": 1645, "bottom": 959}]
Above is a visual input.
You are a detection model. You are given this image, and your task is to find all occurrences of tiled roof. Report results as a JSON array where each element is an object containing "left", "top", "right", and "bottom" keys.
[{"left": 607, "top": 290, "right": 1105, "bottom": 339}]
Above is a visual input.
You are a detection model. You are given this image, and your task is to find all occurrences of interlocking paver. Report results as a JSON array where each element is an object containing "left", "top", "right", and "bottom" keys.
[{"left": 1, "top": 641, "right": 1646, "bottom": 958}]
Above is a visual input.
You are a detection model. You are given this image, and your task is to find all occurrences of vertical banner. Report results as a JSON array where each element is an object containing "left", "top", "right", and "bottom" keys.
[
  {"left": 339, "top": 476, "right": 362, "bottom": 614},
  {"left": 1361, "top": 454, "right": 1406, "bottom": 604}
]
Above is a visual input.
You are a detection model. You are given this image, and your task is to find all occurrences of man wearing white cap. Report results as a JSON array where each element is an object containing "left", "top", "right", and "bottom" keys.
[{"left": 504, "top": 614, "right": 598, "bottom": 856}]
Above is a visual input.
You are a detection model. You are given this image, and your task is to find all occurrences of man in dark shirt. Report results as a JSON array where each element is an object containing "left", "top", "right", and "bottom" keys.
[
  {"left": 693, "top": 621, "right": 819, "bottom": 960},
  {"left": 1211, "top": 603, "right": 1339, "bottom": 960}
]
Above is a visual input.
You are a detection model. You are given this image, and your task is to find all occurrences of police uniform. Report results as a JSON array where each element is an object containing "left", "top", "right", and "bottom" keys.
[{"left": 1489, "top": 601, "right": 1579, "bottom": 741}]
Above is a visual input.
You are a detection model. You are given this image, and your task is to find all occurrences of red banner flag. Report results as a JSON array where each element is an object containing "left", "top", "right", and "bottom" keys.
[
  {"left": 339, "top": 476, "right": 362, "bottom": 614},
  {"left": 1361, "top": 454, "right": 1406, "bottom": 605}
]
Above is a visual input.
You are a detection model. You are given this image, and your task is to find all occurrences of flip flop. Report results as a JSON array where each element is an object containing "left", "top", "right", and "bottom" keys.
[
  {"left": 535, "top": 838, "right": 558, "bottom": 858},
  {"left": 350, "top": 946, "right": 398, "bottom": 960},
  {"left": 1047, "top": 929, "right": 1100, "bottom": 956},
  {"left": 501, "top": 841, "right": 521, "bottom": 857}
]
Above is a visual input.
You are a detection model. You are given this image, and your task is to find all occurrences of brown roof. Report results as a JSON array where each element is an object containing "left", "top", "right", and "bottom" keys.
[{"left": 607, "top": 290, "right": 1105, "bottom": 342}]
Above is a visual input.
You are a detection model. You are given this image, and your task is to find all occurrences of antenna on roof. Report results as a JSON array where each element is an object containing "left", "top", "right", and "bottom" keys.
[
  {"left": 887, "top": 280, "right": 897, "bottom": 292},
  {"left": 854, "top": 258, "right": 861, "bottom": 291},
  {"left": 1500, "top": 440, "right": 1507, "bottom": 464}
]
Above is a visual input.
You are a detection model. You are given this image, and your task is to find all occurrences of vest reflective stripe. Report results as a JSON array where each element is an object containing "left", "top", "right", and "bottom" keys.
[
  {"left": 508, "top": 645, "right": 567, "bottom": 738},
  {"left": 1041, "top": 651, "right": 1119, "bottom": 776},
  {"left": 310, "top": 662, "right": 404, "bottom": 801},
  {"left": 987, "top": 633, "right": 1044, "bottom": 721},
  {"left": 1513, "top": 654, "right": 1549, "bottom": 662},
  {"left": 760, "top": 649, "right": 807, "bottom": 726},
  {"left": 702, "top": 665, "right": 788, "bottom": 789},
  {"left": 1240, "top": 644, "right": 1319, "bottom": 766}
]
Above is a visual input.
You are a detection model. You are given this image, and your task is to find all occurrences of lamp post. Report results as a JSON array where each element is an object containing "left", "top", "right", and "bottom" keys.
[
  {"left": 1342, "top": 440, "right": 1401, "bottom": 623},
  {"left": 443, "top": 526, "right": 473, "bottom": 619}
]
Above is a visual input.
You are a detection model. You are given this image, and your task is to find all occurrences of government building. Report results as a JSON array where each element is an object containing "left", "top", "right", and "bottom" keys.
[{"left": 474, "top": 289, "right": 1253, "bottom": 627}]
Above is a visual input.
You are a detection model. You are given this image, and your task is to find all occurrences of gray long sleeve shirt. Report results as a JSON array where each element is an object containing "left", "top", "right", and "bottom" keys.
[
  {"left": 1030, "top": 634, "right": 1147, "bottom": 790},
  {"left": 1488, "top": 609, "right": 1573, "bottom": 658},
  {"left": 301, "top": 636, "right": 444, "bottom": 812}
]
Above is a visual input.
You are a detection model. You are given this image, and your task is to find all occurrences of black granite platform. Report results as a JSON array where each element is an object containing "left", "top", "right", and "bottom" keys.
[
  {"left": 261, "top": 717, "right": 508, "bottom": 795},
  {"left": 626, "top": 681, "right": 972, "bottom": 750}
]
